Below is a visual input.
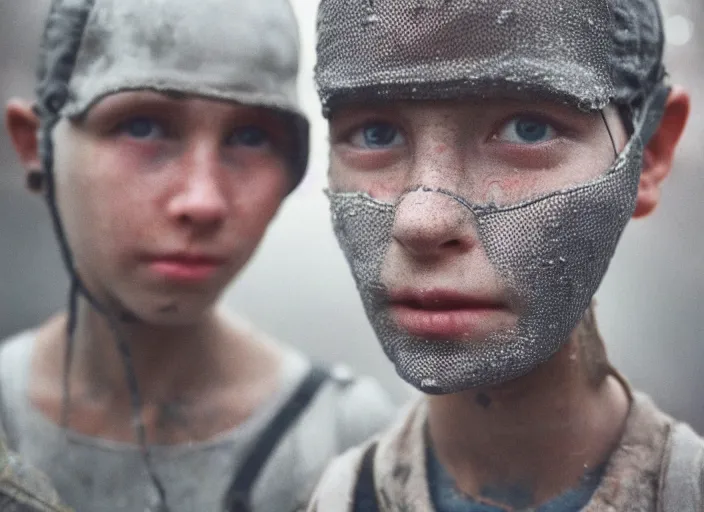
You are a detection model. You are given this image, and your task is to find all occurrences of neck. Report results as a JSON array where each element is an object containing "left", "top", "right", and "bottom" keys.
[
  {"left": 67, "top": 298, "right": 234, "bottom": 405},
  {"left": 426, "top": 332, "right": 630, "bottom": 508}
]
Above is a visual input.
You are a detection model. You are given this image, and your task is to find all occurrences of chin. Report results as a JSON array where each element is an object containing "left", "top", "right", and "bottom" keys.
[{"left": 115, "top": 291, "right": 220, "bottom": 327}]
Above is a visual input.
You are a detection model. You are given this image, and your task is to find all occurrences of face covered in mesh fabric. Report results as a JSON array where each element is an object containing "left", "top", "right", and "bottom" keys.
[{"left": 315, "top": 0, "right": 663, "bottom": 394}]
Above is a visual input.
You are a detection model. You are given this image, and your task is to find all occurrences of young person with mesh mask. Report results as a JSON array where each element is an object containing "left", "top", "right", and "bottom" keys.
[
  {"left": 307, "top": 0, "right": 703, "bottom": 510},
  {"left": 1, "top": 1, "right": 395, "bottom": 511}
]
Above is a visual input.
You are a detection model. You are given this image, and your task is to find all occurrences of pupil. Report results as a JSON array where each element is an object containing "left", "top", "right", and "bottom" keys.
[
  {"left": 364, "top": 124, "right": 396, "bottom": 146},
  {"left": 516, "top": 120, "right": 547, "bottom": 142},
  {"left": 128, "top": 119, "right": 153, "bottom": 138},
  {"left": 236, "top": 127, "right": 267, "bottom": 146}
]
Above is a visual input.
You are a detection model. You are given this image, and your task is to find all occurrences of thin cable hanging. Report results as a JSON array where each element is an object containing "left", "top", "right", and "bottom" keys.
[{"left": 42, "top": 119, "right": 170, "bottom": 511}]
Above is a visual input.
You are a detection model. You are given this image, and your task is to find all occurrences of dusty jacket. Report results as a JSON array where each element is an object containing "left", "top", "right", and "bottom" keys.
[{"left": 308, "top": 392, "right": 704, "bottom": 512}]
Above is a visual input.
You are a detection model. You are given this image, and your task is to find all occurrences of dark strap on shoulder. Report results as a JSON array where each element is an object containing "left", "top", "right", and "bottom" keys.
[
  {"left": 353, "top": 442, "right": 380, "bottom": 512},
  {"left": 223, "top": 365, "right": 331, "bottom": 512}
]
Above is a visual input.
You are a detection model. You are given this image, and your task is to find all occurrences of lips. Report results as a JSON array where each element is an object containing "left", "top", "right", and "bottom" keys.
[
  {"left": 388, "top": 289, "right": 506, "bottom": 340},
  {"left": 143, "top": 253, "right": 227, "bottom": 282}
]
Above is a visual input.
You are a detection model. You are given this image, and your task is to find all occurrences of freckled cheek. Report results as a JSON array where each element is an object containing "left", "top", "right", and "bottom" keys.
[
  {"left": 329, "top": 163, "right": 405, "bottom": 201},
  {"left": 477, "top": 174, "right": 544, "bottom": 203},
  {"left": 229, "top": 176, "right": 285, "bottom": 241}
]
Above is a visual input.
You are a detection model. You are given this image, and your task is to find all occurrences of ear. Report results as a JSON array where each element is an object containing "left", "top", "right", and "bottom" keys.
[
  {"left": 5, "top": 98, "right": 43, "bottom": 193},
  {"left": 632, "top": 86, "right": 690, "bottom": 219}
]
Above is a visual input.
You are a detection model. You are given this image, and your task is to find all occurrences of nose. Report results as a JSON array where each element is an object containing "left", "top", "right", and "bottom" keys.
[
  {"left": 167, "top": 143, "right": 228, "bottom": 229},
  {"left": 392, "top": 190, "right": 477, "bottom": 260}
]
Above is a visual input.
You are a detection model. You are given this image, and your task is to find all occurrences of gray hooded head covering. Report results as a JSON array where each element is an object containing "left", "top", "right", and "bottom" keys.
[
  {"left": 36, "top": 0, "right": 309, "bottom": 186},
  {"left": 315, "top": 0, "right": 667, "bottom": 133}
]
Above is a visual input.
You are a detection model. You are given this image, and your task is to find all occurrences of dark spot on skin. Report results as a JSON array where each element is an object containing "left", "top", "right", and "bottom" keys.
[
  {"left": 392, "top": 464, "right": 412, "bottom": 486},
  {"left": 155, "top": 401, "right": 189, "bottom": 432},
  {"left": 158, "top": 304, "right": 178, "bottom": 314},
  {"left": 476, "top": 392, "right": 492, "bottom": 409},
  {"left": 119, "top": 310, "right": 140, "bottom": 323}
]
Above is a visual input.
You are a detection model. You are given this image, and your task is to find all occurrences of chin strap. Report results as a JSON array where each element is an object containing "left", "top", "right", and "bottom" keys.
[{"left": 40, "top": 117, "right": 170, "bottom": 511}]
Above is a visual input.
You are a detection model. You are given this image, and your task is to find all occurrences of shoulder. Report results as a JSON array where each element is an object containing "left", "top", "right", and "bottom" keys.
[
  {"left": 0, "top": 441, "right": 71, "bottom": 512},
  {"left": 0, "top": 330, "right": 36, "bottom": 359},
  {"left": 658, "top": 414, "right": 704, "bottom": 511},
  {"left": 306, "top": 440, "right": 371, "bottom": 512},
  {"left": 305, "top": 399, "right": 425, "bottom": 512},
  {"left": 625, "top": 391, "right": 704, "bottom": 511},
  {"left": 319, "top": 364, "right": 398, "bottom": 450}
]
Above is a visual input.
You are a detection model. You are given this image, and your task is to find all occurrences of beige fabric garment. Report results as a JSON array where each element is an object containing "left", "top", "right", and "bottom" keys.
[{"left": 308, "top": 389, "right": 704, "bottom": 512}]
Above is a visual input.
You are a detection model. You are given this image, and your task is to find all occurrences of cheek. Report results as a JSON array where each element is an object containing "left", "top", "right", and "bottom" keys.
[
  {"left": 328, "top": 159, "right": 405, "bottom": 201},
  {"left": 53, "top": 147, "right": 146, "bottom": 269},
  {"left": 231, "top": 166, "right": 287, "bottom": 240}
]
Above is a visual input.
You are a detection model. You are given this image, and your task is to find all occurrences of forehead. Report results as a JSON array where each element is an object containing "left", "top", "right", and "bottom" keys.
[
  {"left": 316, "top": 0, "right": 615, "bottom": 114},
  {"left": 78, "top": 90, "right": 297, "bottom": 135}
]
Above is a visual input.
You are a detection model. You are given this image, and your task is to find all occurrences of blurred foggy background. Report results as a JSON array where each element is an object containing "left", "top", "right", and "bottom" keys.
[{"left": 1, "top": 1, "right": 702, "bottom": 430}]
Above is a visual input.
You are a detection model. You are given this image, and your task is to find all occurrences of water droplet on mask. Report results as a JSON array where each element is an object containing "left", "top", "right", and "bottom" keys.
[
  {"left": 362, "top": 13, "right": 380, "bottom": 25},
  {"left": 549, "top": 323, "right": 558, "bottom": 330}
]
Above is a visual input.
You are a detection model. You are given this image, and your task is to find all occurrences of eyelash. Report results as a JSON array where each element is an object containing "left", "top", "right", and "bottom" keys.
[
  {"left": 490, "top": 112, "right": 572, "bottom": 142},
  {"left": 334, "top": 118, "right": 403, "bottom": 144}
]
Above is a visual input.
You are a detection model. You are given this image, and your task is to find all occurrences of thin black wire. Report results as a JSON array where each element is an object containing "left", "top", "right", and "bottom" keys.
[
  {"left": 42, "top": 122, "right": 170, "bottom": 511},
  {"left": 60, "top": 277, "right": 78, "bottom": 429},
  {"left": 600, "top": 110, "right": 619, "bottom": 159}
]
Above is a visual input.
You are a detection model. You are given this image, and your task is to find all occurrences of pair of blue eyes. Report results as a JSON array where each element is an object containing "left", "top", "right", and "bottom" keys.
[
  {"left": 120, "top": 118, "right": 270, "bottom": 147},
  {"left": 354, "top": 118, "right": 555, "bottom": 149}
]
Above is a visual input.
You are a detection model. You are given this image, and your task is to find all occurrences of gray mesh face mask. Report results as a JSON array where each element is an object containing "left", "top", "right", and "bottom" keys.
[
  {"left": 328, "top": 121, "right": 645, "bottom": 394},
  {"left": 316, "top": 0, "right": 668, "bottom": 393}
]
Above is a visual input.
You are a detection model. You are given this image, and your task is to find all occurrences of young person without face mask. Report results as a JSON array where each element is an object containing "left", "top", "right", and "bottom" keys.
[
  {"left": 1, "top": 1, "right": 395, "bottom": 511},
  {"left": 307, "top": 0, "right": 703, "bottom": 510}
]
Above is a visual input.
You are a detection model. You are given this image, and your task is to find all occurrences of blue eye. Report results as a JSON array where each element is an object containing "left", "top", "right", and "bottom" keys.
[
  {"left": 228, "top": 126, "right": 270, "bottom": 147},
  {"left": 497, "top": 117, "right": 556, "bottom": 144},
  {"left": 350, "top": 122, "right": 405, "bottom": 149},
  {"left": 119, "top": 118, "right": 163, "bottom": 139}
]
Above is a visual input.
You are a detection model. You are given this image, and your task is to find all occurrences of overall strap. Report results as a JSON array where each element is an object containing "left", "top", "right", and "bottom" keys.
[
  {"left": 223, "top": 365, "right": 331, "bottom": 512},
  {"left": 353, "top": 442, "right": 380, "bottom": 512}
]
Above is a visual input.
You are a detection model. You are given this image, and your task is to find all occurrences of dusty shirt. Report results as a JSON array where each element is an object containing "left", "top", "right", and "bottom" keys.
[
  {"left": 0, "top": 330, "right": 396, "bottom": 512},
  {"left": 308, "top": 390, "right": 704, "bottom": 512},
  {"left": 0, "top": 440, "right": 72, "bottom": 512},
  {"left": 426, "top": 437, "right": 605, "bottom": 512}
]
